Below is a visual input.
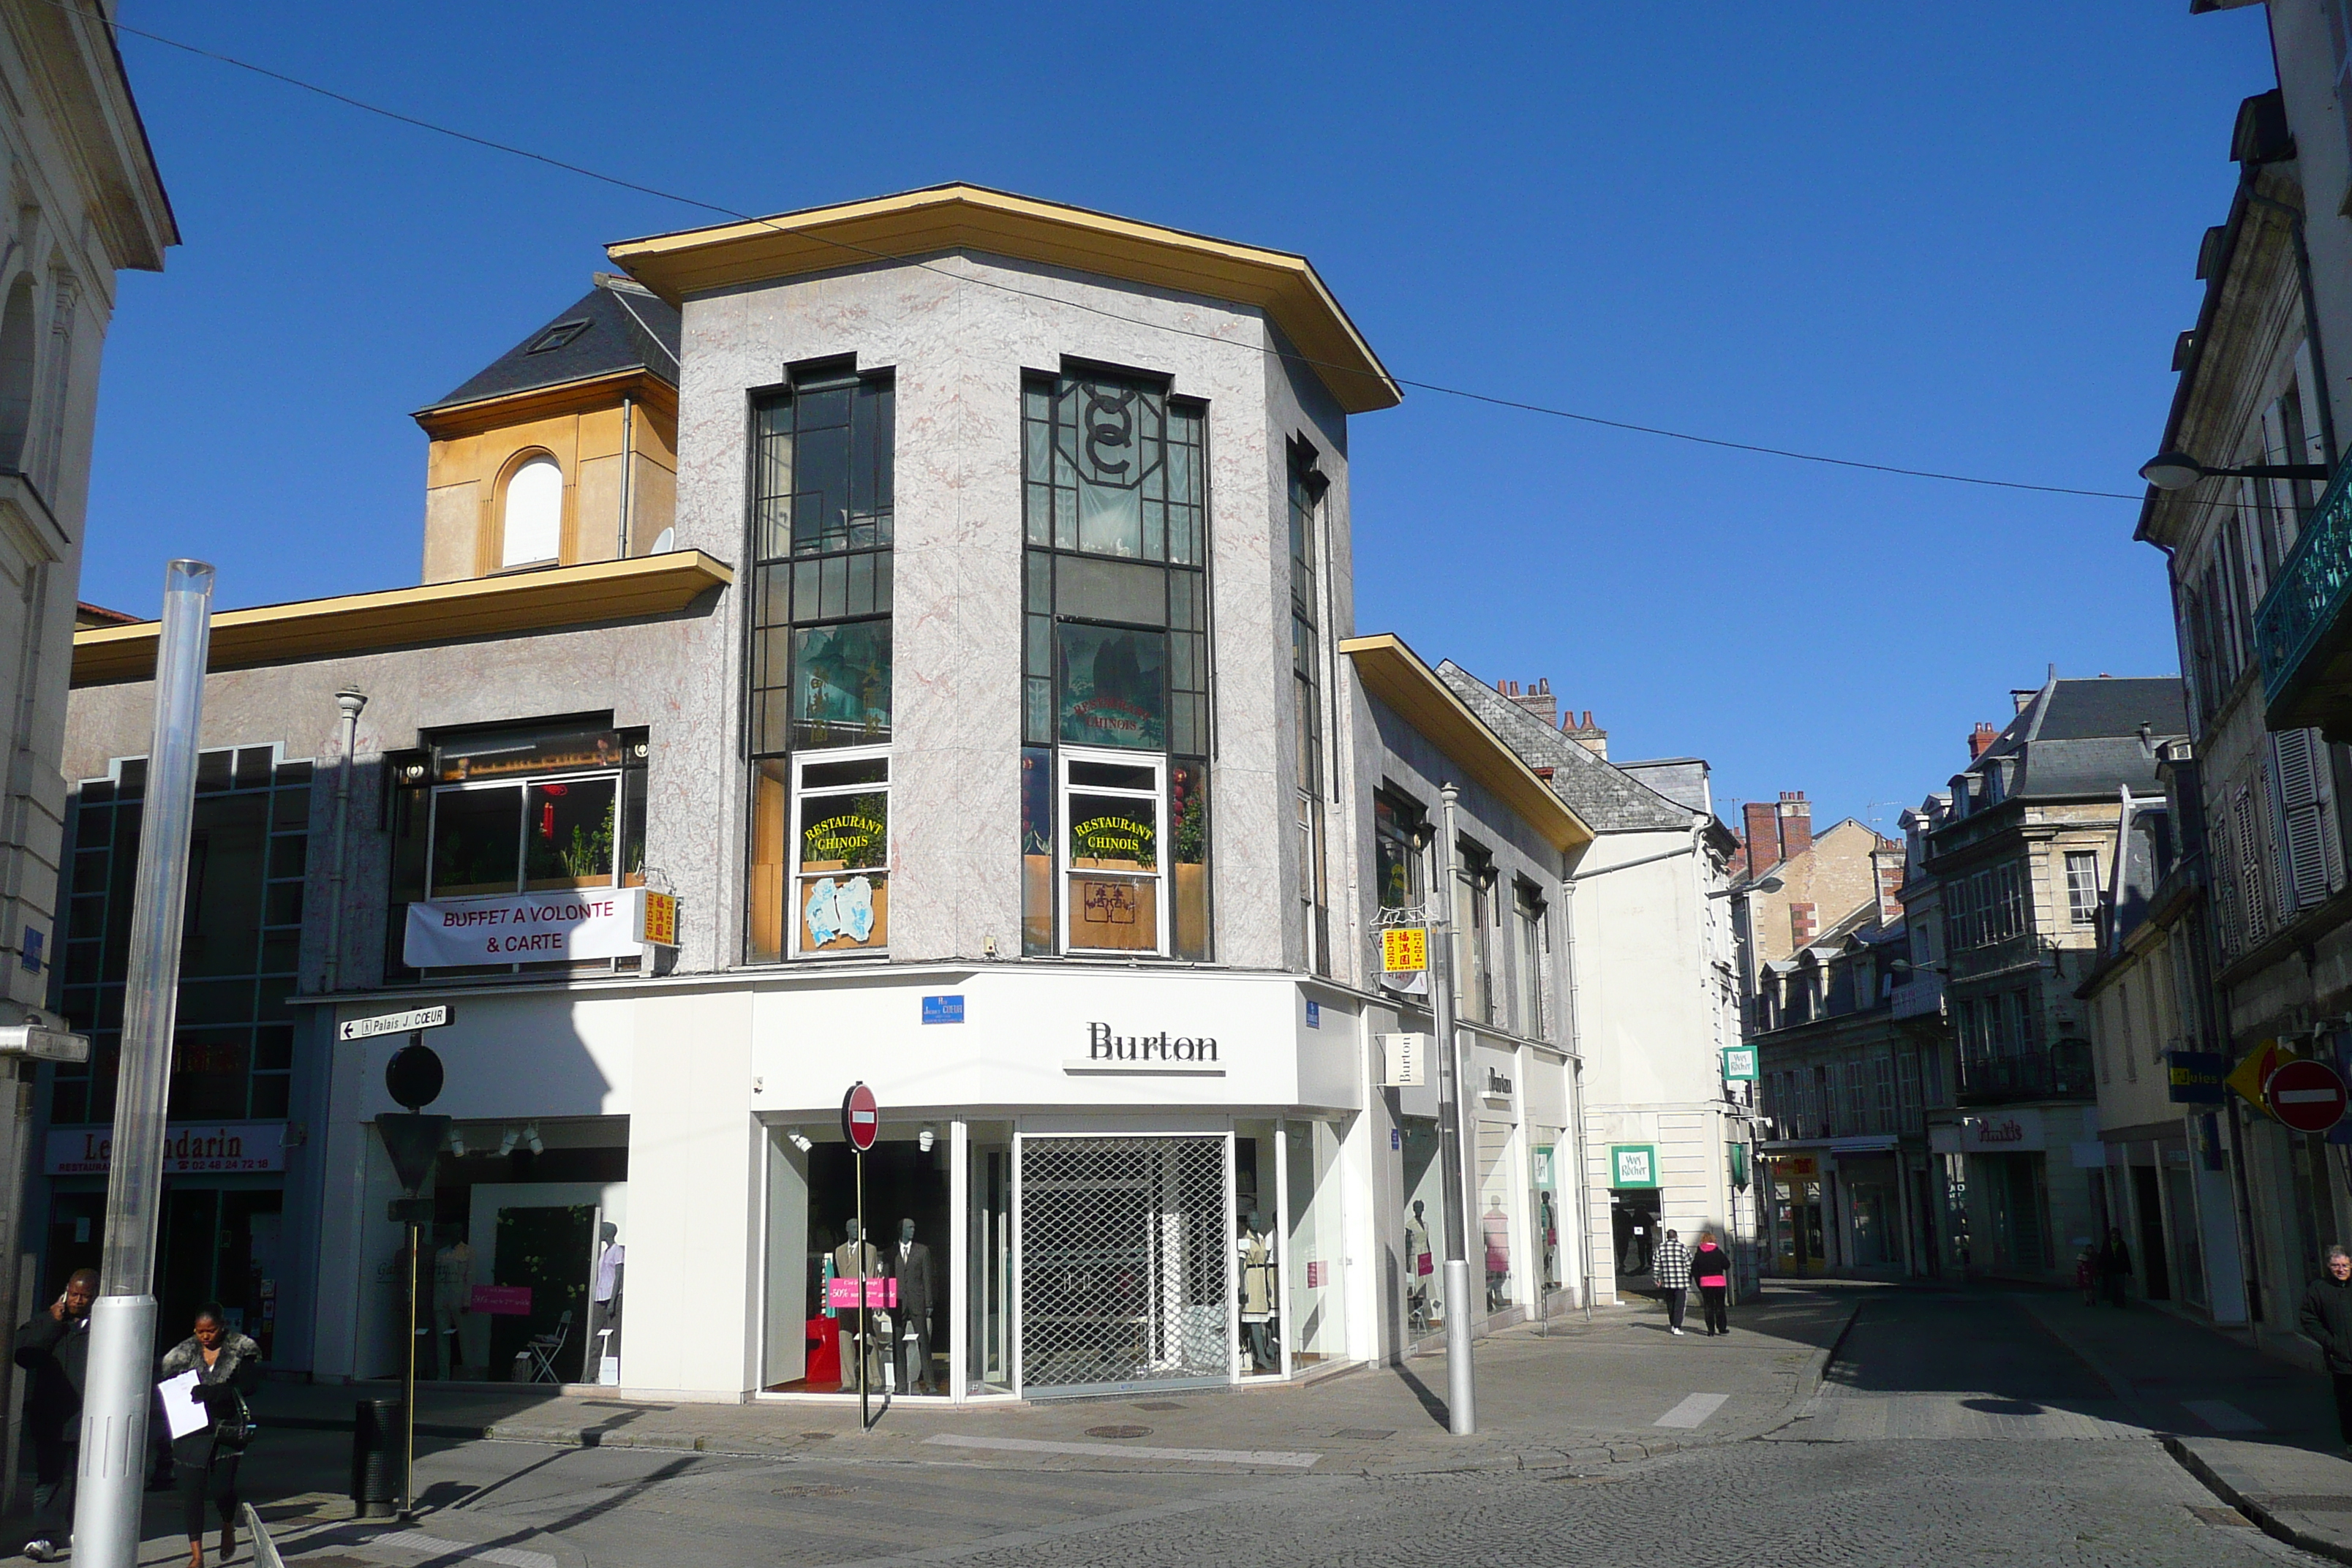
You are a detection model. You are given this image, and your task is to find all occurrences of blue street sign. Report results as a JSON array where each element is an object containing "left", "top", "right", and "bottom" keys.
[
  {"left": 1306, "top": 1000, "right": 1322, "bottom": 1030},
  {"left": 921, "top": 995, "right": 965, "bottom": 1025}
]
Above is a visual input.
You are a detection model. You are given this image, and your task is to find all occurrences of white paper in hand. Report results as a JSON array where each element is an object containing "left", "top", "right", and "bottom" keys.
[{"left": 157, "top": 1369, "right": 208, "bottom": 1441}]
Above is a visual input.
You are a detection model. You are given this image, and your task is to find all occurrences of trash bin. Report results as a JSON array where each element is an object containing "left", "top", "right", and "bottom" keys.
[{"left": 351, "top": 1398, "right": 406, "bottom": 1517}]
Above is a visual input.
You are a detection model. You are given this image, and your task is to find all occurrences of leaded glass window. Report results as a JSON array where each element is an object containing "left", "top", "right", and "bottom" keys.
[
  {"left": 1020, "top": 369, "right": 1210, "bottom": 957},
  {"left": 747, "top": 366, "right": 895, "bottom": 962}
]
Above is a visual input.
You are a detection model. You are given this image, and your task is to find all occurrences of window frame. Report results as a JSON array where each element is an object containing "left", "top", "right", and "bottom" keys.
[
  {"left": 424, "top": 767, "right": 626, "bottom": 901},
  {"left": 1057, "top": 745, "right": 1171, "bottom": 957},
  {"left": 499, "top": 451, "right": 565, "bottom": 570},
  {"left": 788, "top": 742, "right": 892, "bottom": 959}
]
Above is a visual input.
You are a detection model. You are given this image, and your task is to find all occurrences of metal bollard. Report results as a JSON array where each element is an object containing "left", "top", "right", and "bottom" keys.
[{"left": 350, "top": 1398, "right": 406, "bottom": 1518}]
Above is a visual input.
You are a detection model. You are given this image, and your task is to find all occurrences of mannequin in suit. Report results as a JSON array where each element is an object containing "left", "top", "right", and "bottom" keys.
[
  {"left": 889, "top": 1218, "right": 939, "bottom": 1394},
  {"left": 832, "top": 1220, "right": 885, "bottom": 1390}
]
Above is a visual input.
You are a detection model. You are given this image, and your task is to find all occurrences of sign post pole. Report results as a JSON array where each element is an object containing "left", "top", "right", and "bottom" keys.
[
  {"left": 1431, "top": 784, "right": 1476, "bottom": 1436},
  {"left": 842, "top": 1083, "right": 880, "bottom": 1430}
]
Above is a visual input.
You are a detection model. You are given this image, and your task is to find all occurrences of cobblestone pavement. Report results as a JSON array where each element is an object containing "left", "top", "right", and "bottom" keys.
[{"left": 198, "top": 1290, "right": 2307, "bottom": 1568}]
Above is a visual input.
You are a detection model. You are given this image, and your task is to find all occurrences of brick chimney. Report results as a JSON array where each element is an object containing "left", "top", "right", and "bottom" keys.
[
  {"left": 1777, "top": 791, "right": 1812, "bottom": 858},
  {"left": 1562, "top": 708, "right": 1607, "bottom": 759},
  {"left": 1967, "top": 721, "right": 1998, "bottom": 759},
  {"left": 1499, "top": 676, "right": 1558, "bottom": 729},
  {"left": 1741, "top": 801, "right": 1778, "bottom": 877}
]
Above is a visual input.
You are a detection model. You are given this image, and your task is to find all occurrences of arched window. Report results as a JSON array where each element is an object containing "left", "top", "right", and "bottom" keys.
[
  {"left": 500, "top": 454, "right": 562, "bottom": 568},
  {"left": 0, "top": 274, "right": 38, "bottom": 472}
]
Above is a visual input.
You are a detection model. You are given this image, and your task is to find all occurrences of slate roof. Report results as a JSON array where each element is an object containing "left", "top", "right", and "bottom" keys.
[
  {"left": 1961, "top": 676, "right": 2188, "bottom": 803},
  {"left": 423, "top": 276, "right": 681, "bottom": 414},
  {"left": 1436, "top": 663, "right": 1692, "bottom": 832}
]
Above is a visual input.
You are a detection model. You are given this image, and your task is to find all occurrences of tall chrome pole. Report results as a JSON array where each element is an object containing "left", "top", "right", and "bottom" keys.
[
  {"left": 1431, "top": 783, "right": 1476, "bottom": 1434},
  {"left": 78, "top": 560, "right": 214, "bottom": 1567}
]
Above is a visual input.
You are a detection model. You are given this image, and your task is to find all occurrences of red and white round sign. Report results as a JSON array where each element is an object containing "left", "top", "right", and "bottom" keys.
[
  {"left": 2266, "top": 1058, "right": 2350, "bottom": 1134},
  {"left": 842, "top": 1082, "right": 880, "bottom": 1151}
]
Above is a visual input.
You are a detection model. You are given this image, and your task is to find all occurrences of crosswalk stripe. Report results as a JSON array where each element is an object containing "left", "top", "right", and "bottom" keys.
[
  {"left": 924, "top": 1433, "right": 1322, "bottom": 1467},
  {"left": 2182, "top": 1398, "right": 2264, "bottom": 1433},
  {"left": 1654, "top": 1392, "right": 1730, "bottom": 1429}
]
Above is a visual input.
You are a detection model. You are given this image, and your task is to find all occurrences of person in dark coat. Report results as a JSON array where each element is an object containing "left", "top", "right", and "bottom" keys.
[
  {"left": 14, "top": 1267, "right": 97, "bottom": 1562},
  {"left": 158, "top": 1303, "right": 263, "bottom": 1568},
  {"left": 2302, "top": 1245, "right": 2352, "bottom": 1452},
  {"left": 1691, "top": 1232, "right": 1734, "bottom": 1336},
  {"left": 2099, "top": 1227, "right": 2134, "bottom": 1308}
]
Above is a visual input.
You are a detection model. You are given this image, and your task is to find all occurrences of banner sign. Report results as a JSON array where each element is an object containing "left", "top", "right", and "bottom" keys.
[
  {"left": 1381, "top": 928, "right": 1428, "bottom": 973},
  {"left": 2166, "top": 1049, "right": 2226, "bottom": 1106},
  {"left": 470, "top": 1285, "right": 532, "bottom": 1316},
  {"left": 46, "top": 1121, "right": 287, "bottom": 1177},
  {"left": 404, "top": 887, "right": 668, "bottom": 968}
]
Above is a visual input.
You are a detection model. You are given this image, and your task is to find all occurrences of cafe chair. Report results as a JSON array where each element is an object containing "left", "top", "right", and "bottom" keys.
[{"left": 523, "top": 1309, "right": 573, "bottom": 1384}]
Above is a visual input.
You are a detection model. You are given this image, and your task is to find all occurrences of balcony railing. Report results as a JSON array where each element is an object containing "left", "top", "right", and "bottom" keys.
[
  {"left": 2256, "top": 464, "right": 2352, "bottom": 723},
  {"left": 1954, "top": 1039, "right": 2095, "bottom": 1105},
  {"left": 1890, "top": 970, "right": 1945, "bottom": 1022}
]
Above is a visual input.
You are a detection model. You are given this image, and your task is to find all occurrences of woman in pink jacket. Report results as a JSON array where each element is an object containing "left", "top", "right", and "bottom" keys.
[{"left": 1691, "top": 1231, "right": 1733, "bottom": 1336}]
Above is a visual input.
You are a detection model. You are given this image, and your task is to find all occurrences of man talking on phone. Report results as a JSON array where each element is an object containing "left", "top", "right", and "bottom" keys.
[{"left": 14, "top": 1268, "right": 98, "bottom": 1562}]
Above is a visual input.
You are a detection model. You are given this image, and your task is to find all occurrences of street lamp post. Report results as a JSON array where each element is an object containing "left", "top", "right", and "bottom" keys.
[
  {"left": 76, "top": 561, "right": 214, "bottom": 1568},
  {"left": 2138, "top": 450, "right": 2330, "bottom": 491},
  {"left": 1431, "top": 784, "right": 1476, "bottom": 1436}
]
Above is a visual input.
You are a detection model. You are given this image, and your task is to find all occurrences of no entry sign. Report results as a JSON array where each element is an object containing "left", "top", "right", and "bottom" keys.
[
  {"left": 2266, "top": 1058, "right": 2350, "bottom": 1133},
  {"left": 841, "top": 1082, "right": 879, "bottom": 1151}
]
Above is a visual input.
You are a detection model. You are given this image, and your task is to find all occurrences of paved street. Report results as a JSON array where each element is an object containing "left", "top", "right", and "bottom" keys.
[{"left": 38, "top": 1286, "right": 2307, "bottom": 1567}]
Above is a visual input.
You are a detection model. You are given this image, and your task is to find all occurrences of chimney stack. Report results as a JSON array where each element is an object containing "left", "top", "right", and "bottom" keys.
[
  {"left": 1777, "top": 791, "right": 1812, "bottom": 859},
  {"left": 1741, "top": 800, "right": 1778, "bottom": 878},
  {"left": 1562, "top": 707, "right": 1607, "bottom": 759},
  {"left": 1502, "top": 676, "right": 1558, "bottom": 729},
  {"left": 1968, "top": 721, "right": 1998, "bottom": 759}
]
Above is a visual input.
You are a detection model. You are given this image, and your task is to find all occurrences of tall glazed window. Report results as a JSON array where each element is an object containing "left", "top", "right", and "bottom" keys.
[
  {"left": 1289, "top": 440, "right": 1329, "bottom": 974},
  {"left": 746, "top": 366, "right": 894, "bottom": 961},
  {"left": 1019, "top": 369, "right": 1209, "bottom": 958}
]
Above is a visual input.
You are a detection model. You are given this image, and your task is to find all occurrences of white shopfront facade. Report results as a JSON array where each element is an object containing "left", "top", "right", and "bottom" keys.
[{"left": 310, "top": 963, "right": 1385, "bottom": 1403}]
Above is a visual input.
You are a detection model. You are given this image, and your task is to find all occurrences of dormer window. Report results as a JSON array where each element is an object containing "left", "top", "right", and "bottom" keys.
[
  {"left": 527, "top": 319, "right": 591, "bottom": 354},
  {"left": 500, "top": 454, "right": 563, "bottom": 568}
]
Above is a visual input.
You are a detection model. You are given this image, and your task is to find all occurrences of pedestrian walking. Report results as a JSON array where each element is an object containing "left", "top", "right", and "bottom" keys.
[
  {"left": 1651, "top": 1229, "right": 1692, "bottom": 1335},
  {"left": 1692, "top": 1231, "right": 1733, "bottom": 1336},
  {"left": 12, "top": 1268, "right": 97, "bottom": 1563},
  {"left": 2099, "top": 1227, "right": 2133, "bottom": 1308},
  {"left": 2303, "top": 1246, "right": 2352, "bottom": 1455},
  {"left": 159, "top": 1303, "right": 262, "bottom": 1568}
]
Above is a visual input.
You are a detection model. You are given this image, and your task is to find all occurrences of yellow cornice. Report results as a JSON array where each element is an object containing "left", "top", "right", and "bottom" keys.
[
  {"left": 606, "top": 183, "right": 1401, "bottom": 415},
  {"left": 415, "top": 368, "right": 679, "bottom": 440},
  {"left": 72, "top": 551, "right": 734, "bottom": 687},
  {"left": 1339, "top": 633, "right": 1593, "bottom": 853}
]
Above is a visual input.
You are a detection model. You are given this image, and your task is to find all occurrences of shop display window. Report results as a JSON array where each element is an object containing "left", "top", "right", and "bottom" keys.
[
  {"left": 762, "top": 1123, "right": 950, "bottom": 1395},
  {"left": 1399, "top": 1116, "right": 1443, "bottom": 1338},
  {"left": 1476, "top": 1120, "right": 1518, "bottom": 1313},
  {"left": 1285, "top": 1120, "right": 1346, "bottom": 1365}
]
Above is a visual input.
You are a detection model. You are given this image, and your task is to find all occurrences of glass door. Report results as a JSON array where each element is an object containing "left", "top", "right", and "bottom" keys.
[{"left": 967, "top": 1131, "right": 1013, "bottom": 1393}]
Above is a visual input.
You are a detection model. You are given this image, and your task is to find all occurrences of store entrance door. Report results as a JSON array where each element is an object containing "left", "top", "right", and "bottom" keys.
[
  {"left": 1772, "top": 1177, "right": 1825, "bottom": 1275},
  {"left": 1017, "top": 1135, "right": 1229, "bottom": 1398}
]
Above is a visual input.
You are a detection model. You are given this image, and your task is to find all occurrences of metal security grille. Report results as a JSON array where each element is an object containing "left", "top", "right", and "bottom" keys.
[{"left": 1018, "top": 1135, "right": 1230, "bottom": 1396}]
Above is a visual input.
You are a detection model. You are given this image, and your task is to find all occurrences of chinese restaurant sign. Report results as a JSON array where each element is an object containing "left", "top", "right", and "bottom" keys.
[{"left": 404, "top": 886, "right": 672, "bottom": 968}]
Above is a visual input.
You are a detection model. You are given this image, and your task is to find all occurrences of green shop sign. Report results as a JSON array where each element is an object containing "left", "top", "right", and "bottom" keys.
[{"left": 1610, "top": 1144, "right": 1659, "bottom": 1188}]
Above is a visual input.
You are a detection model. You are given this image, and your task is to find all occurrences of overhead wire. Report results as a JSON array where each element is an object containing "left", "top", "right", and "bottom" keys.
[{"left": 85, "top": 1, "right": 2144, "bottom": 502}]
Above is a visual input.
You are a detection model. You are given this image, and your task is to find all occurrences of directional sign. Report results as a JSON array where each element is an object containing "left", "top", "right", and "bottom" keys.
[
  {"left": 2266, "top": 1058, "right": 2350, "bottom": 1133},
  {"left": 842, "top": 1082, "right": 879, "bottom": 1152},
  {"left": 339, "top": 1004, "right": 451, "bottom": 1042}
]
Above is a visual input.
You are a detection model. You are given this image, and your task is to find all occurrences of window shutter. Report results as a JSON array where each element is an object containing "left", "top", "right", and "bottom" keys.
[
  {"left": 2236, "top": 788, "right": 2268, "bottom": 941},
  {"left": 2319, "top": 734, "right": 2348, "bottom": 896},
  {"left": 2273, "top": 729, "right": 2332, "bottom": 911}
]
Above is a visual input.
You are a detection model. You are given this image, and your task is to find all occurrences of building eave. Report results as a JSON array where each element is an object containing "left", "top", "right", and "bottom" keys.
[
  {"left": 607, "top": 183, "right": 1401, "bottom": 415},
  {"left": 1341, "top": 633, "right": 1593, "bottom": 853},
  {"left": 71, "top": 550, "right": 734, "bottom": 686},
  {"left": 414, "top": 367, "right": 680, "bottom": 439}
]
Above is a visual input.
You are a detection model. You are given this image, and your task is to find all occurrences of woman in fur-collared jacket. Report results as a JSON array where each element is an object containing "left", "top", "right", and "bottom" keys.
[{"left": 158, "top": 1305, "right": 262, "bottom": 1568}]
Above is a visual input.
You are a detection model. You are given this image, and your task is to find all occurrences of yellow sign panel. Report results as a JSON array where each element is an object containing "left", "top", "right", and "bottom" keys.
[
  {"left": 639, "top": 890, "right": 678, "bottom": 948},
  {"left": 1381, "top": 927, "right": 1428, "bottom": 973},
  {"left": 2227, "top": 1038, "right": 2288, "bottom": 1117}
]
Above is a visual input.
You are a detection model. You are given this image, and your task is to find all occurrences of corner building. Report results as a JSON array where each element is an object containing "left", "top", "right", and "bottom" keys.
[{"left": 57, "top": 186, "right": 1595, "bottom": 1401}]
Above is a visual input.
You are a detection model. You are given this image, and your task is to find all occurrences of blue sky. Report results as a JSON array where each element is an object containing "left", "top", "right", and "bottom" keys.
[{"left": 86, "top": 3, "right": 2277, "bottom": 837}]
